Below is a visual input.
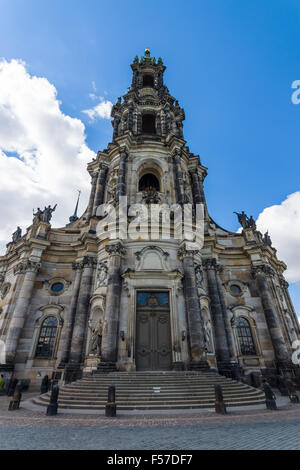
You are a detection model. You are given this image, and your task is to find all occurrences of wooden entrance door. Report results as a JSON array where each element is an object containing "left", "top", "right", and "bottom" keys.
[{"left": 136, "top": 292, "right": 172, "bottom": 371}]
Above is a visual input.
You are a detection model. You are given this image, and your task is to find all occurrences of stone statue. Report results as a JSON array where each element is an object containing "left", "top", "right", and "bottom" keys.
[
  {"left": 12, "top": 226, "right": 22, "bottom": 243},
  {"left": 234, "top": 211, "right": 256, "bottom": 230},
  {"left": 42, "top": 204, "right": 57, "bottom": 223},
  {"left": 33, "top": 207, "right": 43, "bottom": 224},
  {"left": 89, "top": 319, "right": 103, "bottom": 356},
  {"left": 263, "top": 231, "right": 272, "bottom": 247},
  {"left": 33, "top": 204, "right": 57, "bottom": 224}
]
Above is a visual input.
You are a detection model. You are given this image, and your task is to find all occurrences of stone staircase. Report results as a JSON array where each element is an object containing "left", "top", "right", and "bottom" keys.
[{"left": 32, "top": 371, "right": 266, "bottom": 411}]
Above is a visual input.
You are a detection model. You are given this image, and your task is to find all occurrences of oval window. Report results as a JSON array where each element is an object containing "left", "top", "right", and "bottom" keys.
[
  {"left": 230, "top": 284, "right": 242, "bottom": 296},
  {"left": 51, "top": 282, "right": 64, "bottom": 293}
]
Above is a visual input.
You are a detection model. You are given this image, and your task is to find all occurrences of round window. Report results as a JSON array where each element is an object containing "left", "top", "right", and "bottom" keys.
[
  {"left": 51, "top": 282, "right": 64, "bottom": 294},
  {"left": 230, "top": 284, "right": 242, "bottom": 296}
]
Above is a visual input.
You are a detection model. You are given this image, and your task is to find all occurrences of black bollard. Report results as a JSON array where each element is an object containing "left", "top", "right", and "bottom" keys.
[
  {"left": 7, "top": 378, "right": 18, "bottom": 397},
  {"left": 105, "top": 384, "right": 117, "bottom": 417},
  {"left": 262, "top": 380, "right": 277, "bottom": 410},
  {"left": 8, "top": 381, "right": 22, "bottom": 410},
  {"left": 40, "top": 375, "right": 49, "bottom": 394},
  {"left": 285, "top": 378, "right": 300, "bottom": 403},
  {"left": 214, "top": 384, "right": 227, "bottom": 414},
  {"left": 46, "top": 383, "right": 59, "bottom": 416}
]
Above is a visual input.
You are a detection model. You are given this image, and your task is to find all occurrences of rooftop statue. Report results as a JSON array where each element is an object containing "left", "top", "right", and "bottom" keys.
[{"left": 234, "top": 211, "right": 256, "bottom": 230}]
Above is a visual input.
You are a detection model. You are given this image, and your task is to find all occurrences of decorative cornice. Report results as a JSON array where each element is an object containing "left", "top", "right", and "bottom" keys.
[{"left": 13, "top": 260, "right": 41, "bottom": 275}]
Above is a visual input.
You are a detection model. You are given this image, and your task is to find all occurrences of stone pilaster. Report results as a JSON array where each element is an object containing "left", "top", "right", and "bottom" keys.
[
  {"left": 203, "top": 258, "right": 230, "bottom": 363},
  {"left": 5, "top": 260, "right": 41, "bottom": 364},
  {"left": 93, "top": 164, "right": 108, "bottom": 216},
  {"left": 86, "top": 171, "right": 98, "bottom": 219},
  {"left": 190, "top": 169, "right": 203, "bottom": 204},
  {"left": 252, "top": 264, "right": 290, "bottom": 363},
  {"left": 115, "top": 147, "right": 127, "bottom": 201},
  {"left": 68, "top": 256, "right": 96, "bottom": 364},
  {"left": 215, "top": 267, "right": 236, "bottom": 359},
  {"left": 100, "top": 242, "right": 126, "bottom": 365},
  {"left": 58, "top": 261, "right": 84, "bottom": 367},
  {"left": 173, "top": 149, "right": 185, "bottom": 205},
  {"left": 178, "top": 244, "right": 208, "bottom": 369}
]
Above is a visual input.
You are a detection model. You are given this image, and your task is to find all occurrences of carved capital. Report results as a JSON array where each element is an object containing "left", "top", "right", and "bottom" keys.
[
  {"left": 83, "top": 256, "right": 97, "bottom": 268},
  {"left": 105, "top": 242, "right": 126, "bottom": 257},
  {"left": 252, "top": 263, "right": 275, "bottom": 278},
  {"left": 14, "top": 260, "right": 41, "bottom": 275},
  {"left": 279, "top": 278, "right": 289, "bottom": 290},
  {"left": 119, "top": 146, "right": 128, "bottom": 159},
  {"left": 177, "top": 243, "right": 200, "bottom": 260},
  {"left": 202, "top": 258, "right": 219, "bottom": 271}
]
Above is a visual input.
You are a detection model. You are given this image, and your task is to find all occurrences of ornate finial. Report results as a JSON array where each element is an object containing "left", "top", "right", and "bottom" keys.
[{"left": 145, "top": 47, "right": 150, "bottom": 56}]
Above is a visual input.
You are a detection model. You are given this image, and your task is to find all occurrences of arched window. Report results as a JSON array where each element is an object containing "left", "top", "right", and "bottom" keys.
[
  {"left": 142, "top": 114, "right": 156, "bottom": 134},
  {"left": 35, "top": 317, "right": 58, "bottom": 358},
  {"left": 139, "top": 173, "right": 160, "bottom": 191},
  {"left": 236, "top": 317, "right": 256, "bottom": 356},
  {"left": 143, "top": 74, "right": 154, "bottom": 87}
]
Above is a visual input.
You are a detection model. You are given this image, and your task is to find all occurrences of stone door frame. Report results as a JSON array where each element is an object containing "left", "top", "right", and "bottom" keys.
[{"left": 120, "top": 270, "right": 187, "bottom": 370}]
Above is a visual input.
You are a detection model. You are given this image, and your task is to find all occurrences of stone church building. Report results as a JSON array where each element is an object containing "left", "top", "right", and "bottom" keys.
[{"left": 0, "top": 49, "right": 299, "bottom": 386}]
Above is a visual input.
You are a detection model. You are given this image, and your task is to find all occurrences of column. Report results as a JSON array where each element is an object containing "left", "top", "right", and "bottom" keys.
[
  {"left": 92, "top": 164, "right": 108, "bottom": 216},
  {"left": 173, "top": 149, "right": 185, "bottom": 205},
  {"left": 115, "top": 147, "right": 127, "bottom": 201},
  {"left": 101, "top": 242, "right": 126, "bottom": 364},
  {"left": 58, "top": 261, "right": 83, "bottom": 367},
  {"left": 253, "top": 264, "right": 290, "bottom": 363},
  {"left": 86, "top": 172, "right": 98, "bottom": 220},
  {"left": 68, "top": 256, "right": 96, "bottom": 364},
  {"left": 178, "top": 244, "right": 208, "bottom": 368},
  {"left": 5, "top": 260, "right": 40, "bottom": 364},
  {"left": 203, "top": 259, "right": 231, "bottom": 363}
]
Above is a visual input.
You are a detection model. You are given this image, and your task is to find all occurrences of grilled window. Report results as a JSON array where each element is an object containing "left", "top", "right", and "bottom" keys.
[
  {"left": 35, "top": 317, "right": 58, "bottom": 358},
  {"left": 236, "top": 317, "right": 256, "bottom": 356}
]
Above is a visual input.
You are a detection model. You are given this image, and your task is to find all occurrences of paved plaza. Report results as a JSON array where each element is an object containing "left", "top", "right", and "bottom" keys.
[{"left": 0, "top": 390, "right": 300, "bottom": 450}]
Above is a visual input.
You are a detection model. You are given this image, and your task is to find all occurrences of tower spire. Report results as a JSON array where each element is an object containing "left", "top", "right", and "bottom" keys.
[{"left": 69, "top": 190, "right": 81, "bottom": 224}]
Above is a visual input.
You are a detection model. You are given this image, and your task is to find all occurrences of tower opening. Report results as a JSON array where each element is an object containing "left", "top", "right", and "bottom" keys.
[
  {"left": 143, "top": 74, "right": 154, "bottom": 87},
  {"left": 142, "top": 114, "right": 156, "bottom": 134},
  {"left": 139, "top": 173, "right": 160, "bottom": 191}
]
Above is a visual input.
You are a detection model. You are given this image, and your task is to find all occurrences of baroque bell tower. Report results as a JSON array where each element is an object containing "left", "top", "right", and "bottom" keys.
[{"left": 1, "top": 49, "right": 298, "bottom": 387}]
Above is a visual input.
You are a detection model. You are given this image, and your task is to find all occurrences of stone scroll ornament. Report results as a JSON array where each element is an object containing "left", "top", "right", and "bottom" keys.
[{"left": 97, "top": 262, "right": 108, "bottom": 287}]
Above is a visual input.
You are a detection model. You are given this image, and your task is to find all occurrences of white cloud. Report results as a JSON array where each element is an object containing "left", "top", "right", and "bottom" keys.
[
  {"left": 83, "top": 99, "right": 113, "bottom": 120},
  {"left": 256, "top": 192, "right": 300, "bottom": 283},
  {"left": 0, "top": 58, "right": 96, "bottom": 254}
]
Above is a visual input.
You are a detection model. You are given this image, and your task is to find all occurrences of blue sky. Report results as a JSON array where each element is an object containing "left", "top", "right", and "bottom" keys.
[{"left": 0, "top": 0, "right": 299, "bottom": 312}]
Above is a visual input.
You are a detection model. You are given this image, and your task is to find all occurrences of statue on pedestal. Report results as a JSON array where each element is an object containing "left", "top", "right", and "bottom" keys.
[
  {"left": 89, "top": 319, "right": 103, "bottom": 356},
  {"left": 12, "top": 227, "right": 22, "bottom": 243}
]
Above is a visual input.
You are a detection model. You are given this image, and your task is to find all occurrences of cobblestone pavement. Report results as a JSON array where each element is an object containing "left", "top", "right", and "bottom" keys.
[{"left": 1, "top": 391, "right": 300, "bottom": 450}]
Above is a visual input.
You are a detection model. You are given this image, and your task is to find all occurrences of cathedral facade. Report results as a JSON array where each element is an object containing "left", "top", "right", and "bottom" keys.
[{"left": 0, "top": 49, "right": 299, "bottom": 386}]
